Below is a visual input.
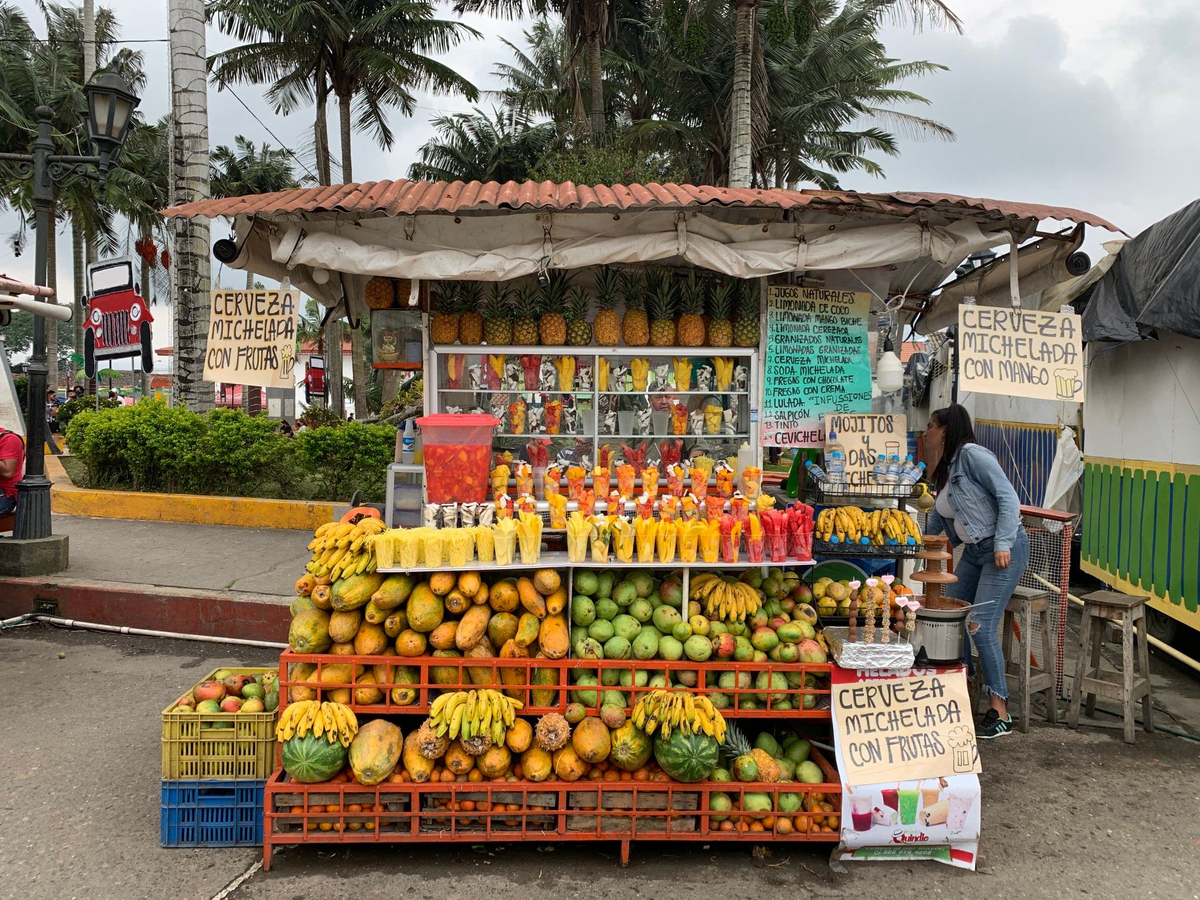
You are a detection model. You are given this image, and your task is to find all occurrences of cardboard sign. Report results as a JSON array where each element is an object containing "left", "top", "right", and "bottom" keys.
[
  {"left": 0, "top": 339, "right": 25, "bottom": 437},
  {"left": 831, "top": 668, "right": 980, "bottom": 786},
  {"left": 204, "top": 290, "right": 299, "bottom": 389},
  {"left": 762, "top": 286, "right": 872, "bottom": 447},
  {"left": 825, "top": 413, "right": 907, "bottom": 486},
  {"left": 957, "top": 306, "right": 1085, "bottom": 402}
]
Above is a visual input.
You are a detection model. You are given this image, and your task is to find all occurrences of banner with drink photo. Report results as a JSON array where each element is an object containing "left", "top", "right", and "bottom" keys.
[{"left": 830, "top": 665, "right": 982, "bottom": 870}]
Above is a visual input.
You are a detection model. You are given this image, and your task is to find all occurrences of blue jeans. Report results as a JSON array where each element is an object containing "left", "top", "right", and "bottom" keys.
[
  {"left": 946, "top": 528, "right": 1030, "bottom": 702},
  {"left": 0, "top": 494, "right": 15, "bottom": 515}
]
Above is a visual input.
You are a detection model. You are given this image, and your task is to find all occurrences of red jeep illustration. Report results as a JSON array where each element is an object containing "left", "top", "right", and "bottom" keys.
[{"left": 83, "top": 257, "right": 154, "bottom": 378}]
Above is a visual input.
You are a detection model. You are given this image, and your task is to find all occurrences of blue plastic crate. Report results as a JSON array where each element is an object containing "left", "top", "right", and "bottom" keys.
[{"left": 161, "top": 780, "right": 265, "bottom": 848}]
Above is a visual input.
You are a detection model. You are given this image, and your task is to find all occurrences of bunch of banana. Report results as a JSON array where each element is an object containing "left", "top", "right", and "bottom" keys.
[
  {"left": 631, "top": 689, "right": 726, "bottom": 743},
  {"left": 815, "top": 506, "right": 922, "bottom": 547},
  {"left": 691, "top": 573, "right": 761, "bottom": 622},
  {"left": 429, "top": 689, "right": 524, "bottom": 748},
  {"left": 275, "top": 700, "right": 359, "bottom": 747},
  {"left": 304, "top": 518, "right": 386, "bottom": 581}
]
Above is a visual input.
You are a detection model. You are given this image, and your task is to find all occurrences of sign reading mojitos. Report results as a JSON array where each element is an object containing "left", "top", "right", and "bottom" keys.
[{"left": 957, "top": 305, "right": 1085, "bottom": 402}]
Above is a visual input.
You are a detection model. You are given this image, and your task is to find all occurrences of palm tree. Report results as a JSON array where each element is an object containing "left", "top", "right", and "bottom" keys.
[{"left": 410, "top": 107, "right": 557, "bottom": 183}]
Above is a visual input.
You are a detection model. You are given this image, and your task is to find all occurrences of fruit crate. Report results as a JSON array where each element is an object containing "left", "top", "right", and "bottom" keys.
[
  {"left": 162, "top": 667, "right": 278, "bottom": 780},
  {"left": 279, "top": 652, "right": 833, "bottom": 719},
  {"left": 812, "top": 539, "right": 922, "bottom": 559},
  {"left": 161, "top": 779, "right": 266, "bottom": 848},
  {"left": 262, "top": 748, "right": 841, "bottom": 868}
]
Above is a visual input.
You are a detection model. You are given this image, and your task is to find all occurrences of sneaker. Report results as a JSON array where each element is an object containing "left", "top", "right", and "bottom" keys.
[{"left": 978, "top": 709, "right": 1012, "bottom": 739}]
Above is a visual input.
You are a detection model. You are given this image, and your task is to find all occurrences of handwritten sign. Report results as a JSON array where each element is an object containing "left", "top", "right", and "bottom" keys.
[
  {"left": 761, "top": 286, "right": 872, "bottom": 447},
  {"left": 832, "top": 668, "right": 980, "bottom": 786},
  {"left": 825, "top": 414, "right": 907, "bottom": 486},
  {"left": 957, "top": 306, "right": 1084, "bottom": 403},
  {"left": 204, "top": 290, "right": 298, "bottom": 389}
]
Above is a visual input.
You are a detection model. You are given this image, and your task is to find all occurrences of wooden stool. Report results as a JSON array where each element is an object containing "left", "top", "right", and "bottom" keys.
[
  {"left": 1068, "top": 590, "right": 1155, "bottom": 743},
  {"left": 1002, "top": 586, "right": 1058, "bottom": 732}
]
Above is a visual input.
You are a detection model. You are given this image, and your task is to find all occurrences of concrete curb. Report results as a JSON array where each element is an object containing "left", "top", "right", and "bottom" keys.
[
  {"left": 0, "top": 576, "right": 292, "bottom": 644},
  {"left": 46, "top": 456, "right": 336, "bottom": 531}
]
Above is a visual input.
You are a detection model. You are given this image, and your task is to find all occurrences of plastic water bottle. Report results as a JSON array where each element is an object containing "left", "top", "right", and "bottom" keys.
[
  {"left": 884, "top": 454, "right": 902, "bottom": 484},
  {"left": 901, "top": 461, "right": 927, "bottom": 485},
  {"left": 870, "top": 456, "right": 888, "bottom": 484},
  {"left": 827, "top": 451, "right": 846, "bottom": 485},
  {"left": 401, "top": 419, "right": 416, "bottom": 464},
  {"left": 824, "top": 430, "right": 845, "bottom": 477},
  {"left": 805, "top": 461, "right": 828, "bottom": 484}
]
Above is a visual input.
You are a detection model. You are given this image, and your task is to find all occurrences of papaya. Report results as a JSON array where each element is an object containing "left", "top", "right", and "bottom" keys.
[
  {"left": 517, "top": 577, "right": 547, "bottom": 618},
  {"left": 328, "top": 609, "right": 363, "bottom": 644},
  {"left": 341, "top": 505, "right": 381, "bottom": 524},
  {"left": 533, "top": 569, "right": 561, "bottom": 596},
  {"left": 430, "top": 649, "right": 464, "bottom": 686},
  {"left": 429, "top": 621, "right": 459, "bottom": 651},
  {"left": 498, "top": 639, "right": 528, "bottom": 701},
  {"left": 406, "top": 584, "right": 444, "bottom": 633},
  {"left": 331, "top": 573, "right": 386, "bottom": 611},
  {"left": 289, "top": 662, "right": 319, "bottom": 702},
  {"left": 354, "top": 622, "right": 389, "bottom": 655},
  {"left": 383, "top": 611, "right": 407, "bottom": 638},
  {"left": 395, "top": 629, "right": 428, "bottom": 657},
  {"left": 464, "top": 638, "right": 497, "bottom": 686},
  {"left": 530, "top": 658, "right": 560, "bottom": 708},
  {"left": 521, "top": 746, "right": 552, "bottom": 782},
  {"left": 455, "top": 604, "right": 491, "bottom": 651},
  {"left": 288, "top": 609, "right": 332, "bottom": 654},
  {"left": 457, "top": 571, "right": 482, "bottom": 597},
  {"left": 330, "top": 641, "right": 356, "bottom": 656},
  {"left": 553, "top": 745, "right": 589, "bottom": 781},
  {"left": 354, "top": 671, "right": 384, "bottom": 705},
  {"left": 370, "top": 574, "right": 415, "bottom": 610},
  {"left": 295, "top": 574, "right": 316, "bottom": 597},
  {"left": 489, "top": 578, "right": 520, "bottom": 613},
  {"left": 319, "top": 662, "right": 359, "bottom": 705},
  {"left": 428, "top": 572, "right": 456, "bottom": 596},
  {"left": 514, "top": 613, "right": 541, "bottom": 648},
  {"left": 371, "top": 660, "right": 393, "bottom": 687},
  {"left": 403, "top": 731, "right": 436, "bottom": 783},
  {"left": 476, "top": 745, "right": 512, "bottom": 778},
  {"left": 310, "top": 584, "right": 333, "bottom": 610},
  {"left": 348, "top": 719, "right": 403, "bottom": 785},
  {"left": 362, "top": 600, "right": 387, "bottom": 625},
  {"left": 290, "top": 595, "right": 317, "bottom": 617},
  {"left": 538, "top": 612, "right": 570, "bottom": 659},
  {"left": 545, "top": 585, "right": 568, "bottom": 616},
  {"left": 571, "top": 717, "right": 611, "bottom": 764},
  {"left": 470, "top": 581, "right": 490, "bottom": 606},
  {"left": 487, "top": 612, "right": 519, "bottom": 649},
  {"left": 444, "top": 589, "right": 469, "bottom": 616},
  {"left": 444, "top": 740, "right": 474, "bottom": 774},
  {"left": 505, "top": 719, "right": 533, "bottom": 753},
  {"left": 390, "top": 665, "right": 419, "bottom": 705}
]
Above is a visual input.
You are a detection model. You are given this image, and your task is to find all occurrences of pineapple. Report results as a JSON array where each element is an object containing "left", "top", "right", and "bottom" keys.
[
  {"left": 535, "top": 713, "right": 571, "bottom": 751},
  {"left": 724, "top": 723, "right": 781, "bottom": 783},
  {"left": 707, "top": 279, "right": 734, "bottom": 347},
  {"left": 512, "top": 282, "right": 541, "bottom": 346},
  {"left": 415, "top": 718, "right": 450, "bottom": 759},
  {"left": 647, "top": 268, "right": 678, "bottom": 347},
  {"left": 565, "top": 285, "right": 593, "bottom": 346},
  {"left": 619, "top": 269, "right": 649, "bottom": 346},
  {"left": 482, "top": 283, "right": 513, "bottom": 345},
  {"left": 733, "top": 279, "right": 761, "bottom": 347},
  {"left": 676, "top": 270, "right": 707, "bottom": 347},
  {"left": 457, "top": 281, "right": 484, "bottom": 345},
  {"left": 364, "top": 276, "right": 395, "bottom": 310},
  {"left": 429, "top": 283, "right": 460, "bottom": 345},
  {"left": 538, "top": 270, "right": 570, "bottom": 346},
  {"left": 592, "top": 267, "right": 621, "bottom": 346},
  {"left": 461, "top": 732, "right": 494, "bottom": 757}
]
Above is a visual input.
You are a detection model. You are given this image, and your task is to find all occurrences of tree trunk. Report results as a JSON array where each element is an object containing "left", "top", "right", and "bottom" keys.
[
  {"left": 333, "top": 91, "right": 367, "bottom": 418},
  {"left": 83, "top": 0, "right": 96, "bottom": 83},
  {"left": 728, "top": 1, "right": 756, "bottom": 189},
  {"left": 140, "top": 253, "right": 152, "bottom": 401},
  {"left": 587, "top": 33, "right": 605, "bottom": 141},
  {"left": 338, "top": 91, "right": 353, "bottom": 183},
  {"left": 314, "top": 64, "right": 332, "bottom": 184},
  {"left": 169, "top": 0, "right": 212, "bottom": 412},
  {"left": 71, "top": 219, "right": 84, "bottom": 391},
  {"left": 45, "top": 208, "right": 58, "bottom": 392},
  {"left": 242, "top": 269, "right": 259, "bottom": 413}
]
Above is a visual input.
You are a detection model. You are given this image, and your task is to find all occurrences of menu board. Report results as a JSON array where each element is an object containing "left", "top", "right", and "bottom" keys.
[
  {"left": 204, "top": 290, "right": 299, "bottom": 389},
  {"left": 761, "top": 285, "right": 872, "bottom": 447},
  {"left": 825, "top": 413, "right": 907, "bottom": 486},
  {"left": 957, "top": 305, "right": 1085, "bottom": 402}
]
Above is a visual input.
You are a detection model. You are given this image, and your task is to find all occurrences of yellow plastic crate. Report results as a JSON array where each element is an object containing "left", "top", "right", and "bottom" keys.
[{"left": 162, "top": 666, "right": 278, "bottom": 780}]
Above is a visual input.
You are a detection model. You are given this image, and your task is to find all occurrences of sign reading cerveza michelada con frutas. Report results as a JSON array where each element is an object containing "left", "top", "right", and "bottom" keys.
[
  {"left": 204, "top": 289, "right": 299, "bottom": 389},
  {"left": 762, "top": 285, "right": 872, "bottom": 447},
  {"left": 957, "top": 305, "right": 1085, "bottom": 403}
]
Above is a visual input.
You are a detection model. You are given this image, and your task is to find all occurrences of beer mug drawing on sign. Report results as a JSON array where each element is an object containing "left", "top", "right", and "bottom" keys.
[{"left": 1054, "top": 369, "right": 1083, "bottom": 400}]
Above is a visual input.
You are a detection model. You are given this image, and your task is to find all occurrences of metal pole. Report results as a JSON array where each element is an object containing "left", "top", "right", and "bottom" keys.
[{"left": 13, "top": 107, "right": 56, "bottom": 541}]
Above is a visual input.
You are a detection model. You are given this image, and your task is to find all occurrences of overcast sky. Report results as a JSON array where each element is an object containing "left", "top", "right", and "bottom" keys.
[{"left": 4, "top": 0, "right": 1200, "bottom": 354}]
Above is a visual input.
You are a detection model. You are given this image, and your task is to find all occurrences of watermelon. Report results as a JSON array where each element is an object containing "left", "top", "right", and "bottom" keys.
[
  {"left": 609, "top": 722, "right": 652, "bottom": 771},
  {"left": 281, "top": 733, "right": 348, "bottom": 783},
  {"left": 653, "top": 730, "right": 719, "bottom": 783}
]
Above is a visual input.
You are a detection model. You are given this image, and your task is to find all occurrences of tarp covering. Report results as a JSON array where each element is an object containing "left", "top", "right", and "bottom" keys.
[{"left": 1079, "top": 198, "right": 1200, "bottom": 342}]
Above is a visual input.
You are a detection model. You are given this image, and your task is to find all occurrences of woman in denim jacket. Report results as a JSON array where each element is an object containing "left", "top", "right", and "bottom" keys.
[{"left": 924, "top": 404, "right": 1029, "bottom": 739}]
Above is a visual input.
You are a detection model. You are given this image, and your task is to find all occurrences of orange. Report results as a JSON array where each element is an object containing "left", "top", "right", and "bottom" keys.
[
  {"left": 461, "top": 800, "right": 476, "bottom": 812},
  {"left": 619, "top": 771, "right": 633, "bottom": 781},
  {"left": 775, "top": 817, "right": 793, "bottom": 835},
  {"left": 633, "top": 769, "right": 649, "bottom": 781},
  {"left": 762, "top": 815, "right": 775, "bottom": 829},
  {"left": 468, "top": 770, "right": 484, "bottom": 783},
  {"left": 440, "top": 770, "right": 456, "bottom": 782},
  {"left": 719, "top": 819, "right": 735, "bottom": 831},
  {"left": 603, "top": 770, "right": 620, "bottom": 782},
  {"left": 749, "top": 821, "right": 765, "bottom": 833}
]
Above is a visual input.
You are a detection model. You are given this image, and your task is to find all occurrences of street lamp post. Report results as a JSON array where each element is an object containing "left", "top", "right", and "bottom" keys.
[{"left": 0, "top": 73, "right": 139, "bottom": 542}]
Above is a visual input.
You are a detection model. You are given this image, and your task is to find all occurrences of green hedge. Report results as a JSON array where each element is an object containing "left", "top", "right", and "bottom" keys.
[{"left": 65, "top": 401, "right": 396, "bottom": 502}]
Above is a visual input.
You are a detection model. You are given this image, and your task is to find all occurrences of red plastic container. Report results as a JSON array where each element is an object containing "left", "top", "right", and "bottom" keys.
[{"left": 416, "top": 414, "right": 498, "bottom": 503}]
